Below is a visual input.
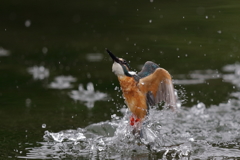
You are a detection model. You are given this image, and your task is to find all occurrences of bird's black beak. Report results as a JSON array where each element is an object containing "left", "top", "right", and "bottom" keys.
[{"left": 106, "top": 49, "right": 120, "bottom": 63}]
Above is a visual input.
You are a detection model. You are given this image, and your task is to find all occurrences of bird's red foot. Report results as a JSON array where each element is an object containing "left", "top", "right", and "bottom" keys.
[{"left": 130, "top": 116, "right": 140, "bottom": 126}]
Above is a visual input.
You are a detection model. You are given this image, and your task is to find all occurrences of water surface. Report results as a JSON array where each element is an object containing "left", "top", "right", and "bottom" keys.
[{"left": 1, "top": 0, "right": 240, "bottom": 159}]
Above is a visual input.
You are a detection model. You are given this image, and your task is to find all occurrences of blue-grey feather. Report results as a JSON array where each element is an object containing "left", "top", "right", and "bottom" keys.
[{"left": 137, "top": 61, "right": 160, "bottom": 78}]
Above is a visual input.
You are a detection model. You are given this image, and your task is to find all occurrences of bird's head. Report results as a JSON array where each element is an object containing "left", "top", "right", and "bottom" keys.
[{"left": 106, "top": 49, "right": 133, "bottom": 77}]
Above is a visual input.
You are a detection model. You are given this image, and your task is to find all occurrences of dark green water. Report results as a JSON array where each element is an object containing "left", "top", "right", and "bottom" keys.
[{"left": 1, "top": 0, "right": 240, "bottom": 159}]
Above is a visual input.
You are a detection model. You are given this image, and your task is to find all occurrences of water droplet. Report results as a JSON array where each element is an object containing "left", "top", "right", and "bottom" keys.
[
  {"left": 87, "top": 82, "right": 94, "bottom": 92},
  {"left": 156, "top": 125, "right": 161, "bottom": 129},
  {"left": 197, "top": 103, "right": 205, "bottom": 109},
  {"left": 228, "top": 99, "right": 231, "bottom": 103},
  {"left": 42, "top": 124, "right": 46, "bottom": 128},
  {"left": 149, "top": 19, "right": 152, "bottom": 23},
  {"left": 0, "top": 47, "right": 10, "bottom": 56},
  {"left": 111, "top": 114, "right": 116, "bottom": 119},
  {"left": 177, "top": 102, "right": 181, "bottom": 108},
  {"left": 25, "top": 20, "right": 31, "bottom": 27},
  {"left": 25, "top": 98, "right": 31, "bottom": 107},
  {"left": 87, "top": 73, "right": 91, "bottom": 78},
  {"left": 86, "top": 53, "right": 103, "bottom": 62},
  {"left": 42, "top": 47, "right": 48, "bottom": 54}
]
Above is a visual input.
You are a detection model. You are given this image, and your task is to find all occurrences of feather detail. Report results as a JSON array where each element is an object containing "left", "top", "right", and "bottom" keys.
[
  {"left": 118, "top": 76, "right": 148, "bottom": 119},
  {"left": 138, "top": 68, "right": 176, "bottom": 108}
]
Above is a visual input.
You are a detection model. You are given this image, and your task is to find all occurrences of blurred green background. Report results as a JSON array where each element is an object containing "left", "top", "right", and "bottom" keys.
[{"left": 0, "top": 0, "right": 240, "bottom": 158}]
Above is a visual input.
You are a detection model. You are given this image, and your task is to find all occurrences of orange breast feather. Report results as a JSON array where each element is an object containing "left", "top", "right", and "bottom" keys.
[{"left": 118, "top": 76, "right": 147, "bottom": 119}]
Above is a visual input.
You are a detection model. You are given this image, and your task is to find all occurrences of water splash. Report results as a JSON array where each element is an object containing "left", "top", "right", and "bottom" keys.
[
  {"left": 18, "top": 63, "right": 240, "bottom": 159},
  {"left": 190, "top": 102, "right": 206, "bottom": 115},
  {"left": 19, "top": 99, "right": 240, "bottom": 159},
  {"left": 174, "top": 69, "right": 221, "bottom": 85},
  {"left": 29, "top": 108, "right": 192, "bottom": 159},
  {"left": 20, "top": 116, "right": 239, "bottom": 159},
  {"left": 69, "top": 82, "right": 108, "bottom": 108},
  {"left": 189, "top": 69, "right": 221, "bottom": 80},
  {"left": 222, "top": 63, "right": 240, "bottom": 88},
  {"left": 0, "top": 47, "right": 10, "bottom": 56},
  {"left": 48, "top": 75, "right": 76, "bottom": 89},
  {"left": 27, "top": 66, "right": 49, "bottom": 80}
]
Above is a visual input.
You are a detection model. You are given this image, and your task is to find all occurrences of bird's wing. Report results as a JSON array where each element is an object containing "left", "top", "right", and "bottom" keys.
[
  {"left": 137, "top": 62, "right": 176, "bottom": 108},
  {"left": 137, "top": 61, "right": 160, "bottom": 78}
]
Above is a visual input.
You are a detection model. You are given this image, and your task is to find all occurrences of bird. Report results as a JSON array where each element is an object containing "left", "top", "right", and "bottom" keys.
[{"left": 107, "top": 49, "right": 176, "bottom": 133}]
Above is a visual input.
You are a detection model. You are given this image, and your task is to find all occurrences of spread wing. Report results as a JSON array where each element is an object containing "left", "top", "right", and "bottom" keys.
[
  {"left": 137, "top": 61, "right": 160, "bottom": 78},
  {"left": 137, "top": 61, "right": 176, "bottom": 108}
]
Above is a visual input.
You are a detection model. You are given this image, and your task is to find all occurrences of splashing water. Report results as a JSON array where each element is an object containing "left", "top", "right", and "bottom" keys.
[
  {"left": 48, "top": 75, "right": 77, "bottom": 89},
  {"left": 19, "top": 63, "right": 240, "bottom": 159},
  {"left": 0, "top": 47, "right": 10, "bottom": 56},
  {"left": 222, "top": 63, "right": 240, "bottom": 88},
  {"left": 18, "top": 98, "right": 240, "bottom": 159},
  {"left": 69, "top": 82, "right": 108, "bottom": 108},
  {"left": 174, "top": 69, "right": 221, "bottom": 85},
  {"left": 27, "top": 66, "right": 49, "bottom": 80}
]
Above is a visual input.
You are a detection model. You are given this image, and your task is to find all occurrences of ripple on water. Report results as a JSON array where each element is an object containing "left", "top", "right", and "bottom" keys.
[
  {"left": 48, "top": 75, "right": 76, "bottom": 89},
  {"left": 69, "top": 82, "right": 108, "bottom": 108},
  {"left": 27, "top": 66, "right": 49, "bottom": 80},
  {"left": 174, "top": 69, "right": 221, "bottom": 85},
  {"left": 0, "top": 47, "right": 10, "bottom": 56},
  {"left": 222, "top": 63, "right": 240, "bottom": 88}
]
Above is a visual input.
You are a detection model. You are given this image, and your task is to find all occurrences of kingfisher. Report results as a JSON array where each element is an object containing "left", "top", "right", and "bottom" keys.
[{"left": 107, "top": 49, "right": 176, "bottom": 131}]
